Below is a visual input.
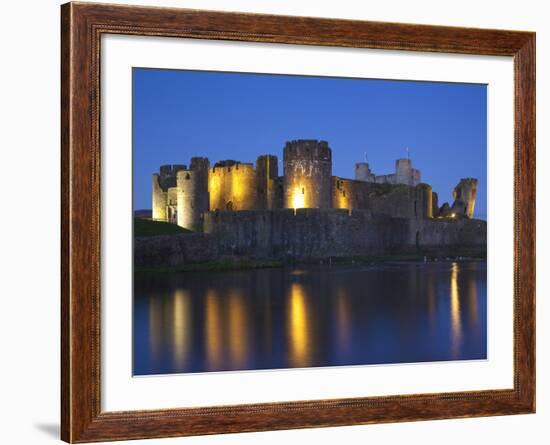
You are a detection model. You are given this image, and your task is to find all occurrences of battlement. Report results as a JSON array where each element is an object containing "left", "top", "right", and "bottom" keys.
[
  {"left": 210, "top": 161, "right": 255, "bottom": 174},
  {"left": 157, "top": 164, "right": 186, "bottom": 190},
  {"left": 283, "top": 139, "right": 332, "bottom": 162},
  {"left": 151, "top": 139, "right": 479, "bottom": 231}
]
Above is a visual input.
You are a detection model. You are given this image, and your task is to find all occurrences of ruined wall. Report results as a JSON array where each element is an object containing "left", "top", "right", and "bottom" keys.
[
  {"left": 367, "top": 183, "right": 433, "bottom": 219},
  {"left": 372, "top": 159, "right": 421, "bottom": 186},
  {"left": 209, "top": 161, "right": 257, "bottom": 211},
  {"left": 332, "top": 177, "right": 370, "bottom": 210},
  {"left": 283, "top": 140, "right": 332, "bottom": 209},
  {"left": 203, "top": 208, "right": 486, "bottom": 260},
  {"left": 452, "top": 178, "right": 478, "bottom": 218},
  {"left": 331, "top": 179, "right": 433, "bottom": 219},
  {"left": 255, "top": 155, "right": 280, "bottom": 210}
]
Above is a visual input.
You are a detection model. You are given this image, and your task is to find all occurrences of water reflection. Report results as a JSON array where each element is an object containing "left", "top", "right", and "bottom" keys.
[
  {"left": 287, "top": 282, "right": 310, "bottom": 368},
  {"left": 228, "top": 290, "right": 249, "bottom": 369},
  {"left": 172, "top": 290, "right": 191, "bottom": 368},
  {"left": 450, "top": 262, "right": 462, "bottom": 357},
  {"left": 205, "top": 289, "right": 223, "bottom": 370},
  {"left": 134, "top": 261, "right": 487, "bottom": 375}
]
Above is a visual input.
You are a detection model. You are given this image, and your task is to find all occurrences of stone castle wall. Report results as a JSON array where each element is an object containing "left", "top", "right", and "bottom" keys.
[
  {"left": 255, "top": 155, "right": 281, "bottom": 210},
  {"left": 135, "top": 209, "right": 486, "bottom": 267},
  {"left": 332, "top": 179, "right": 433, "bottom": 219},
  {"left": 283, "top": 140, "right": 332, "bottom": 209},
  {"left": 203, "top": 208, "right": 485, "bottom": 260},
  {"left": 209, "top": 162, "right": 258, "bottom": 211}
]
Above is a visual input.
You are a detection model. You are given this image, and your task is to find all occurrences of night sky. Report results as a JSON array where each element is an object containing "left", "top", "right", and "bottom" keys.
[{"left": 133, "top": 68, "right": 487, "bottom": 219}]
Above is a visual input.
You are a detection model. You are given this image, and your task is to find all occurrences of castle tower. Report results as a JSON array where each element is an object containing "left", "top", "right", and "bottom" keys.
[
  {"left": 152, "top": 164, "right": 186, "bottom": 221},
  {"left": 190, "top": 157, "right": 210, "bottom": 192},
  {"left": 256, "top": 155, "right": 279, "bottom": 209},
  {"left": 283, "top": 140, "right": 332, "bottom": 209},
  {"left": 152, "top": 174, "right": 167, "bottom": 221},
  {"left": 176, "top": 168, "right": 209, "bottom": 231},
  {"left": 208, "top": 160, "right": 257, "bottom": 211},
  {"left": 355, "top": 162, "right": 375, "bottom": 182},
  {"left": 414, "top": 183, "right": 433, "bottom": 219},
  {"left": 451, "top": 178, "right": 478, "bottom": 218}
]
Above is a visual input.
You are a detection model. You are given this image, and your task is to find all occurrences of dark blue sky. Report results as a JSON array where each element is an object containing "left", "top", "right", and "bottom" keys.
[{"left": 133, "top": 68, "right": 487, "bottom": 218}]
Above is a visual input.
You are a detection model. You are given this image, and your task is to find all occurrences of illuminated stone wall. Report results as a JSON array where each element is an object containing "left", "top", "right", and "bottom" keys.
[
  {"left": 166, "top": 187, "right": 178, "bottom": 224},
  {"left": 283, "top": 140, "right": 332, "bottom": 209},
  {"left": 332, "top": 177, "right": 370, "bottom": 211},
  {"left": 151, "top": 164, "right": 186, "bottom": 221},
  {"left": 152, "top": 174, "right": 167, "bottom": 221},
  {"left": 331, "top": 178, "right": 433, "bottom": 220},
  {"left": 209, "top": 161, "right": 257, "bottom": 211},
  {"left": 365, "top": 183, "right": 433, "bottom": 219},
  {"left": 177, "top": 169, "right": 209, "bottom": 231},
  {"left": 451, "top": 178, "right": 478, "bottom": 218},
  {"left": 256, "top": 155, "right": 281, "bottom": 210}
]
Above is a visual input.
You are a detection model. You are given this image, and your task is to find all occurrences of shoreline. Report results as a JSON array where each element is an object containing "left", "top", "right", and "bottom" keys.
[{"left": 135, "top": 249, "right": 486, "bottom": 274}]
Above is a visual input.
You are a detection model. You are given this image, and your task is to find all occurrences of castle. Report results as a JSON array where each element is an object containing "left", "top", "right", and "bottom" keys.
[{"left": 152, "top": 139, "right": 478, "bottom": 231}]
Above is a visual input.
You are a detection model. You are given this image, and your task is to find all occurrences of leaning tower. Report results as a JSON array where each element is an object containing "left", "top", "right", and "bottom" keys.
[{"left": 283, "top": 140, "right": 332, "bottom": 209}]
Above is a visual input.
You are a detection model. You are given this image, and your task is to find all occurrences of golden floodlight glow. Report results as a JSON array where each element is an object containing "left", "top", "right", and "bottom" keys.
[
  {"left": 292, "top": 187, "right": 305, "bottom": 210},
  {"left": 288, "top": 283, "right": 309, "bottom": 367},
  {"left": 450, "top": 262, "right": 462, "bottom": 358}
]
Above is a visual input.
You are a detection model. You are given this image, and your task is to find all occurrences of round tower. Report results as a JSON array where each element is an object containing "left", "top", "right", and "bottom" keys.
[
  {"left": 283, "top": 140, "right": 332, "bottom": 209},
  {"left": 395, "top": 159, "right": 413, "bottom": 184},
  {"left": 355, "top": 162, "right": 375, "bottom": 182},
  {"left": 177, "top": 170, "right": 209, "bottom": 231},
  {"left": 152, "top": 174, "right": 167, "bottom": 221}
]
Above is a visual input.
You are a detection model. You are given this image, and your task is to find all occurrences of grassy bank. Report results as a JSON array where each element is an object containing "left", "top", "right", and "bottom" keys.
[
  {"left": 326, "top": 249, "right": 486, "bottom": 265},
  {"left": 134, "top": 218, "right": 191, "bottom": 237},
  {"left": 135, "top": 248, "right": 485, "bottom": 274},
  {"left": 136, "top": 258, "right": 283, "bottom": 274}
]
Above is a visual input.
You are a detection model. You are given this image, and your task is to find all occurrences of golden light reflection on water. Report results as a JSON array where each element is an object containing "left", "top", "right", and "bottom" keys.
[
  {"left": 205, "top": 289, "right": 223, "bottom": 370},
  {"left": 172, "top": 290, "right": 191, "bottom": 369},
  {"left": 335, "top": 289, "right": 351, "bottom": 351},
  {"left": 228, "top": 291, "right": 248, "bottom": 369},
  {"left": 450, "top": 262, "right": 462, "bottom": 357},
  {"left": 148, "top": 295, "right": 163, "bottom": 363},
  {"left": 468, "top": 278, "right": 479, "bottom": 326},
  {"left": 288, "top": 283, "right": 310, "bottom": 367}
]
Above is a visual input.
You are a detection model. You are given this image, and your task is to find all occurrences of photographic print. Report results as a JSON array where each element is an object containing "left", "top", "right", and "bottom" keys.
[{"left": 132, "top": 68, "right": 487, "bottom": 376}]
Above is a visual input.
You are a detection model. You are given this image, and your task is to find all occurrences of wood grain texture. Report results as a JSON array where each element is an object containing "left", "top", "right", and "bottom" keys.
[{"left": 60, "top": 2, "right": 536, "bottom": 442}]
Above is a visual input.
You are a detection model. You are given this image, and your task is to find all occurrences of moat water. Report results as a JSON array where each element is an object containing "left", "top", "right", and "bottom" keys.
[{"left": 133, "top": 261, "right": 487, "bottom": 375}]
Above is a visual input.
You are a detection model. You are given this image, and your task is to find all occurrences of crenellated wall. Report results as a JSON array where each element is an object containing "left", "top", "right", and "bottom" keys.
[{"left": 150, "top": 141, "right": 479, "bottom": 233}]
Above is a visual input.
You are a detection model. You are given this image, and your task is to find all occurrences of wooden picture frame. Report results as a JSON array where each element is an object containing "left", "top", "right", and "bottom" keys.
[{"left": 61, "top": 2, "right": 535, "bottom": 442}]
